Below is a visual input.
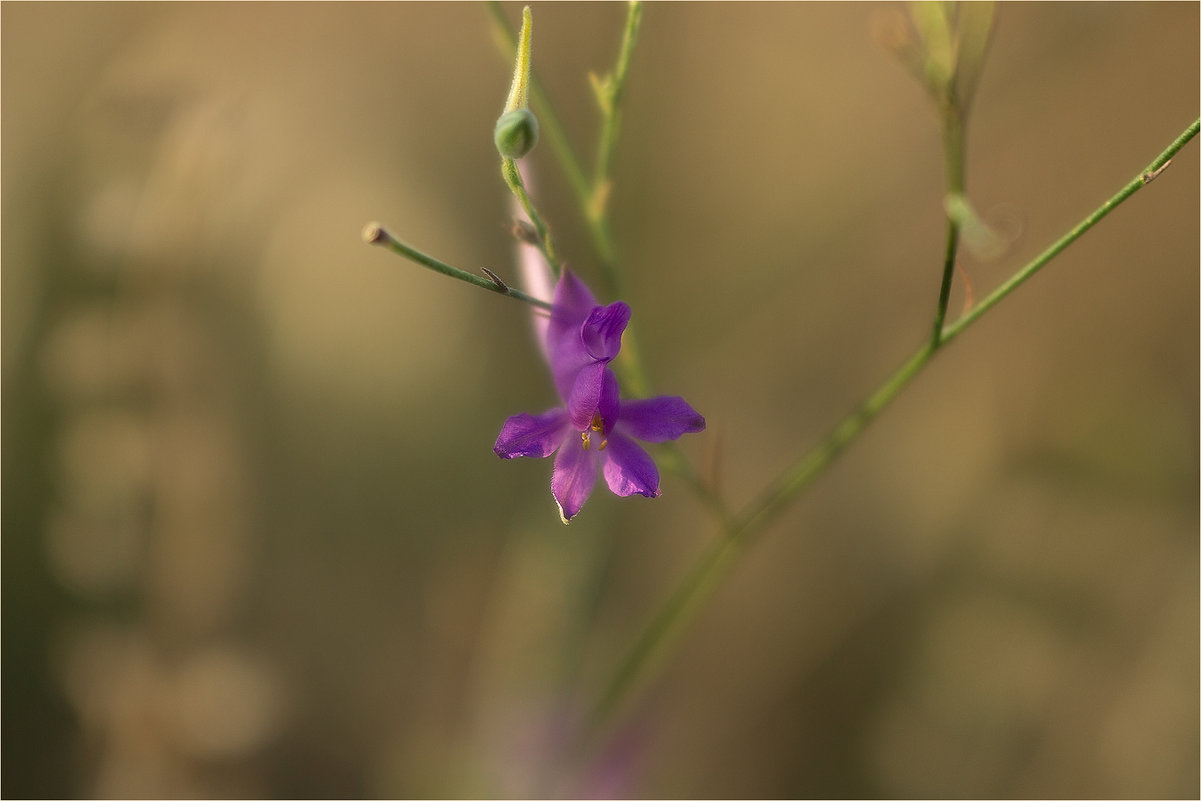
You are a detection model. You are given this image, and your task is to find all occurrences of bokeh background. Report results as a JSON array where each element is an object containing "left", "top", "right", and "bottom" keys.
[{"left": 4, "top": 3, "right": 1197, "bottom": 798}]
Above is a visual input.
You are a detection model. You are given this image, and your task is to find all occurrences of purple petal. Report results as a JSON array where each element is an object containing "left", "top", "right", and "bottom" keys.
[
  {"left": 568, "top": 364, "right": 622, "bottom": 433},
  {"left": 546, "top": 336, "right": 591, "bottom": 407},
  {"left": 545, "top": 271, "right": 600, "bottom": 401},
  {"left": 545, "top": 271, "right": 624, "bottom": 403},
  {"left": 615, "top": 396, "right": 706, "bottom": 443},
  {"left": 598, "top": 367, "right": 620, "bottom": 435},
  {"left": 567, "top": 361, "right": 608, "bottom": 430},
  {"left": 551, "top": 268, "right": 599, "bottom": 324},
  {"left": 552, "top": 435, "right": 600, "bottom": 522},
  {"left": 581, "top": 302, "right": 631, "bottom": 362},
  {"left": 601, "top": 433, "right": 661, "bottom": 499},
  {"left": 548, "top": 347, "right": 590, "bottom": 405},
  {"left": 494, "top": 409, "right": 568, "bottom": 458}
]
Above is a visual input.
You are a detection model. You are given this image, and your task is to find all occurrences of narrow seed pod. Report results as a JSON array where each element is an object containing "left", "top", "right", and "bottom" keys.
[{"left": 494, "top": 108, "right": 539, "bottom": 160}]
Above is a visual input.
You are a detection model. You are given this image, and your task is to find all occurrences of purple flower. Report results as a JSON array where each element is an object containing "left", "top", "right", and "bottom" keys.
[{"left": 494, "top": 270, "right": 705, "bottom": 523}]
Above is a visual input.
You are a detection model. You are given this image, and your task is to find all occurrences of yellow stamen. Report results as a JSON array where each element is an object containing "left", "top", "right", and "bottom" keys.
[{"left": 580, "top": 413, "right": 606, "bottom": 451}]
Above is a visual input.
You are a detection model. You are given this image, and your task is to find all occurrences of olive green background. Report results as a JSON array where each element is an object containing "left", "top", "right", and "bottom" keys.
[{"left": 4, "top": 3, "right": 1197, "bottom": 797}]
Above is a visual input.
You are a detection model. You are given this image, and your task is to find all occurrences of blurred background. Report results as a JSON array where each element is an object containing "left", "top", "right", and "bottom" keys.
[{"left": 3, "top": 3, "right": 1197, "bottom": 797}]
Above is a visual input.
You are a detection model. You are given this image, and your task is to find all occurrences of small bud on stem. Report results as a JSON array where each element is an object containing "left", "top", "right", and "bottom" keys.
[
  {"left": 495, "top": 108, "right": 540, "bottom": 159},
  {"left": 495, "top": 6, "right": 539, "bottom": 160}
]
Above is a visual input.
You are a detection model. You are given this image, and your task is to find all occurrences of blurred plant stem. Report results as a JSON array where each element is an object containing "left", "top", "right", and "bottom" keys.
[
  {"left": 587, "top": 0, "right": 643, "bottom": 297},
  {"left": 578, "top": 115, "right": 1200, "bottom": 761},
  {"left": 931, "top": 103, "right": 965, "bottom": 343}
]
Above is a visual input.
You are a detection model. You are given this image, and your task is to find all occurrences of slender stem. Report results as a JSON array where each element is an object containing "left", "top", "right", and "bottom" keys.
[
  {"left": 503, "top": 158, "right": 560, "bottom": 270},
  {"left": 582, "top": 115, "right": 1200, "bottom": 749},
  {"left": 931, "top": 102, "right": 965, "bottom": 344},
  {"left": 593, "top": 1, "right": 643, "bottom": 194},
  {"left": 363, "top": 222, "right": 552, "bottom": 311},
  {"left": 731, "top": 342, "right": 937, "bottom": 539},
  {"left": 585, "top": 0, "right": 643, "bottom": 303},
  {"left": 932, "top": 222, "right": 961, "bottom": 342}
]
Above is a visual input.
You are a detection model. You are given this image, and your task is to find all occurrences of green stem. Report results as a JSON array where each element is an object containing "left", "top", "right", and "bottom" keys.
[
  {"left": 593, "top": 0, "right": 643, "bottom": 210},
  {"left": 503, "top": 157, "right": 560, "bottom": 271},
  {"left": 363, "top": 222, "right": 552, "bottom": 311},
  {"left": 593, "top": 1, "right": 643, "bottom": 192},
  {"left": 586, "top": 0, "right": 643, "bottom": 302},
  {"left": 582, "top": 114, "right": 1200, "bottom": 749},
  {"left": 931, "top": 102, "right": 965, "bottom": 344}
]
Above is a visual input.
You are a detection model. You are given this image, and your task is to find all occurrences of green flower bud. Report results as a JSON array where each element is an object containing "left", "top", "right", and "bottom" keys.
[{"left": 494, "top": 108, "right": 540, "bottom": 160}]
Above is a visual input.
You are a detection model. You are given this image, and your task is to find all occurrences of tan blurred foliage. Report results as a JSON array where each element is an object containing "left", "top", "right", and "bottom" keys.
[{"left": 3, "top": 3, "right": 1197, "bottom": 798}]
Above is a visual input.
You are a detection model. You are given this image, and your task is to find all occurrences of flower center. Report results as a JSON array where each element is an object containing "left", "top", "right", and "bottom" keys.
[{"left": 580, "top": 412, "right": 608, "bottom": 451}]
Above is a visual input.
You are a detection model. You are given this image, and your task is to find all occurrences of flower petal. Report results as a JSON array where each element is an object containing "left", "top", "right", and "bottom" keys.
[
  {"left": 568, "top": 364, "right": 622, "bottom": 433},
  {"left": 567, "top": 361, "right": 608, "bottom": 430},
  {"left": 598, "top": 367, "right": 620, "bottom": 435},
  {"left": 494, "top": 409, "right": 568, "bottom": 458},
  {"left": 581, "top": 301, "right": 630, "bottom": 362},
  {"left": 552, "top": 436, "right": 599, "bottom": 523},
  {"left": 615, "top": 396, "right": 706, "bottom": 443},
  {"left": 601, "top": 433, "right": 661, "bottom": 498},
  {"left": 545, "top": 270, "right": 625, "bottom": 403},
  {"left": 551, "top": 268, "right": 599, "bottom": 325}
]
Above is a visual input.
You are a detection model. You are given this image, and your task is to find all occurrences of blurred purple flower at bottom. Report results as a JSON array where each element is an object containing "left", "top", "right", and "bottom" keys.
[{"left": 494, "top": 269, "right": 705, "bottom": 523}]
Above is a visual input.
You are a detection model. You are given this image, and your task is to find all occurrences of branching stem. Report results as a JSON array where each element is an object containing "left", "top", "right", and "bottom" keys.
[{"left": 582, "top": 115, "right": 1200, "bottom": 754}]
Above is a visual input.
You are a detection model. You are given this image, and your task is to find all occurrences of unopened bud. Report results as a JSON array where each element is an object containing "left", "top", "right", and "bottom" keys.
[{"left": 494, "top": 108, "right": 539, "bottom": 160}]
